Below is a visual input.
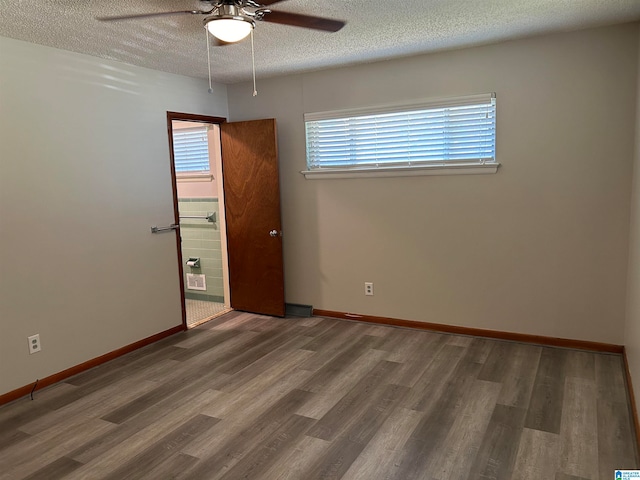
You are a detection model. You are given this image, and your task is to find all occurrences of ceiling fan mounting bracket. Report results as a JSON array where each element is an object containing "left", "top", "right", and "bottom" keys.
[
  {"left": 201, "top": 0, "right": 266, "bottom": 8},
  {"left": 203, "top": 1, "right": 273, "bottom": 21},
  {"left": 252, "top": 9, "right": 272, "bottom": 21}
]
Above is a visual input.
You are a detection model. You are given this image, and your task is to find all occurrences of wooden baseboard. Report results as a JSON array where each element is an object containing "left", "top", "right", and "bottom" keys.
[
  {"left": 0, "top": 324, "right": 185, "bottom": 407},
  {"left": 623, "top": 346, "right": 640, "bottom": 458},
  {"left": 312, "top": 309, "right": 623, "bottom": 354}
]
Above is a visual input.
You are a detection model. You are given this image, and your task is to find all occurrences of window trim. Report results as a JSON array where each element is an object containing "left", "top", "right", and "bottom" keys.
[
  {"left": 301, "top": 162, "right": 498, "bottom": 179},
  {"left": 302, "top": 93, "right": 499, "bottom": 179},
  {"left": 176, "top": 173, "right": 214, "bottom": 182}
]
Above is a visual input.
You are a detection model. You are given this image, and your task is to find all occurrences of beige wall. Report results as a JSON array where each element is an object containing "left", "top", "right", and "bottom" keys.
[
  {"left": 227, "top": 24, "right": 639, "bottom": 344},
  {"left": 0, "top": 36, "right": 228, "bottom": 395},
  {"left": 625, "top": 27, "right": 640, "bottom": 417}
]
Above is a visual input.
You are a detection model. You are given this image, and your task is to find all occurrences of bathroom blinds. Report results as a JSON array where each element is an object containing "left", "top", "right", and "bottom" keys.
[
  {"left": 304, "top": 93, "right": 496, "bottom": 171},
  {"left": 173, "top": 126, "right": 211, "bottom": 173}
]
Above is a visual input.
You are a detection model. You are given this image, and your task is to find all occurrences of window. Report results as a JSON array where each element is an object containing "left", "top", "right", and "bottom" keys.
[
  {"left": 303, "top": 93, "right": 497, "bottom": 179},
  {"left": 172, "top": 126, "right": 211, "bottom": 174}
]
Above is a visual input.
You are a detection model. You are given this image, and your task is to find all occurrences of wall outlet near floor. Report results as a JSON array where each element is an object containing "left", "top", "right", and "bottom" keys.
[
  {"left": 28, "top": 334, "right": 41, "bottom": 354},
  {"left": 365, "top": 282, "right": 374, "bottom": 296}
]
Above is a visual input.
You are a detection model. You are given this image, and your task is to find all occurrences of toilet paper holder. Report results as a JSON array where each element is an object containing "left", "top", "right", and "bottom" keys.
[{"left": 186, "top": 257, "right": 201, "bottom": 268}]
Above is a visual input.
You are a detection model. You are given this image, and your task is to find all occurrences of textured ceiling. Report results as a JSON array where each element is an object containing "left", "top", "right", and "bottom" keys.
[{"left": 1, "top": 0, "right": 640, "bottom": 84}]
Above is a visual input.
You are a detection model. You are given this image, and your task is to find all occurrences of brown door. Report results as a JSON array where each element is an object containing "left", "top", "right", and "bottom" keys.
[{"left": 220, "top": 118, "right": 285, "bottom": 317}]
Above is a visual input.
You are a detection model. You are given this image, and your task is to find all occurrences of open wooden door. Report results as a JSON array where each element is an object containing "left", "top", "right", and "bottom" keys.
[{"left": 220, "top": 118, "right": 285, "bottom": 317}]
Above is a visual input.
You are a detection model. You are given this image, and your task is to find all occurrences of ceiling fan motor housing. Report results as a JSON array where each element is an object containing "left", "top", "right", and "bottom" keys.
[{"left": 204, "top": 2, "right": 256, "bottom": 43}]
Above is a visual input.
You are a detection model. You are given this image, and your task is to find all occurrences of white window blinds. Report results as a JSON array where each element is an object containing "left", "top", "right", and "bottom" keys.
[
  {"left": 304, "top": 93, "right": 496, "bottom": 172},
  {"left": 172, "top": 126, "right": 211, "bottom": 173}
]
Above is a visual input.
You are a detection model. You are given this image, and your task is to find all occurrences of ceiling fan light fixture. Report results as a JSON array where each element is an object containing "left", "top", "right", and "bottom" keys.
[{"left": 205, "top": 16, "right": 255, "bottom": 43}]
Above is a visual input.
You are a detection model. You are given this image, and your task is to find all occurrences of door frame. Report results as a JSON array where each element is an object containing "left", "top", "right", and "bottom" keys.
[{"left": 166, "top": 111, "right": 226, "bottom": 330}]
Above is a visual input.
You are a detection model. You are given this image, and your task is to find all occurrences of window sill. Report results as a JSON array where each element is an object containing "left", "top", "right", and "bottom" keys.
[
  {"left": 301, "top": 163, "right": 500, "bottom": 180},
  {"left": 176, "top": 173, "right": 213, "bottom": 182}
]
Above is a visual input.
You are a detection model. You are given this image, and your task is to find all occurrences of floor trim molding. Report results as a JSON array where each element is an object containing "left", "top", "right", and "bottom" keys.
[
  {"left": 0, "top": 324, "right": 185, "bottom": 407},
  {"left": 312, "top": 309, "right": 623, "bottom": 353},
  {"left": 623, "top": 347, "right": 640, "bottom": 459}
]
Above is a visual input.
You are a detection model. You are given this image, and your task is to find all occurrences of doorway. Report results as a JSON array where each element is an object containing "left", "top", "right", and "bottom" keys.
[
  {"left": 167, "top": 113, "right": 231, "bottom": 328},
  {"left": 167, "top": 112, "right": 286, "bottom": 328}
]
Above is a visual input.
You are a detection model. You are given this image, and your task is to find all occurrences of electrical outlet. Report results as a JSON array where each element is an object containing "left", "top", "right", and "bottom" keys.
[
  {"left": 28, "top": 334, "right": 41, "bottom": 354},
  {"left": 365, "top": 282, "right": 374, "bottom": 296}
]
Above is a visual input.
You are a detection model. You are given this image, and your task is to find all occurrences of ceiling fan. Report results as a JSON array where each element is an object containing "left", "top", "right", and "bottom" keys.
[
  {"left": 98, "top": 0, "right": 346, "bottom": 44},
  {"left": 98, "top": 0, "right": 345, "bottom": 94}
]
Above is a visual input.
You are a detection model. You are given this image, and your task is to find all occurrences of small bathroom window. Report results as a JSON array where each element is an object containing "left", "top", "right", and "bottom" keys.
[{"left": 173, "top": 125, "right": 211, "bottom": 175}]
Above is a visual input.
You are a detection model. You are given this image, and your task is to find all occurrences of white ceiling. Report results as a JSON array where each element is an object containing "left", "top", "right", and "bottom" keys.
[{"left": 1, "top": 0, "right": 640, "bottom": 84}]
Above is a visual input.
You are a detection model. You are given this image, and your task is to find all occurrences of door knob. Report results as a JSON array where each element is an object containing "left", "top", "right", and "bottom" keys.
[{"left": 269, "top": 230, "right": 278, "bottom": 237}]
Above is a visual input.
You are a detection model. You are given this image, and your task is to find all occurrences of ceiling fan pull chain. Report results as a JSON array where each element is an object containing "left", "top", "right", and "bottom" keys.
[
  {"left": 251, "top": 29, "right": 258, "bottom": 97},
  {"left": 206, "top": 27, "right": 213, "bottom": 94}
]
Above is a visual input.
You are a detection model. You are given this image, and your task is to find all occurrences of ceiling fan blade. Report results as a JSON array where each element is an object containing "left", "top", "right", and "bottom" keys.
[
  {"left": 261, "top": 11, "right": 345, "bottom": 32},
  {"left": 258, "top": 0, "right": 290, "bottom": 5},
  {"left": 97, "top": 10, "right": 206, "bottom": 22}
]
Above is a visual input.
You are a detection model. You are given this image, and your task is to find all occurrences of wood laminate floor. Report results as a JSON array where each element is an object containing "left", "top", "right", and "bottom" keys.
[{"left": 0, "top": 312, "right": 637, "bottom": 479}]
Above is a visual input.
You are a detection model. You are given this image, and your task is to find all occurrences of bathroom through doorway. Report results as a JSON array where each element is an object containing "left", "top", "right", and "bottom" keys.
[{"left": 171, "top": 119, "right": 232, "bottom": 327}]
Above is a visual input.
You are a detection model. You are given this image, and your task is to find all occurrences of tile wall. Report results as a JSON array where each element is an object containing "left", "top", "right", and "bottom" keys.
[{"left": 178, "top": 198, "right": 224, "bottom": 303}]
